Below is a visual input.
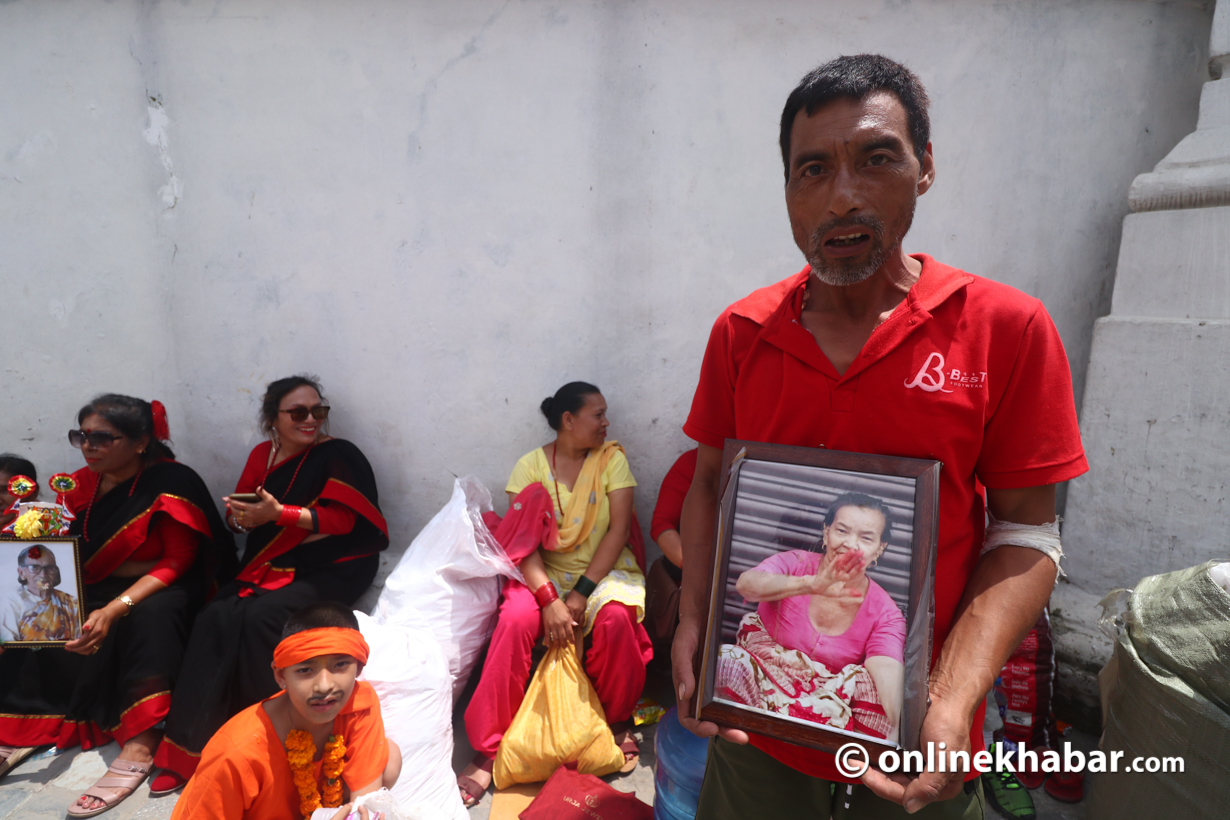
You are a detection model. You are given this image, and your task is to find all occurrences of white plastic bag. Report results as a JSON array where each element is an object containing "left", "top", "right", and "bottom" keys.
[
  {"left": 372, "top": 475, "right": 522, "bottom": 702},
  {"left": 356, "top": 613, "right": 467, "bottom": 820},
  {"left": 309, "top": 787, "right": 452, "bottom": 820}
]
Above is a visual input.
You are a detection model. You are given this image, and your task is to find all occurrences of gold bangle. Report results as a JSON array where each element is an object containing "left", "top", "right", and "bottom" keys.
[{"left": 115, "top": 595, "right": 136, "bottom": 614}]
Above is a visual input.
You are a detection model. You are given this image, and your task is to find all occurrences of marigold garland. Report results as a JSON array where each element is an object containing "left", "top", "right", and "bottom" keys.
[{"left": 285, "top": 729, "right": 347, "bottom": 820}]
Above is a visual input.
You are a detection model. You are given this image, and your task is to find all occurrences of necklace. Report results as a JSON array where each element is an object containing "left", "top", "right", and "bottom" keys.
[
  {"left": 285, "top": 730, "right": 346, "bottom": 820},
  {"left": 549, "top": 444, "right": 588, "bottom": 521},
  {"left": 82, "top": 466, "right": 143, "bottom": 543},
  {"left": 260, "top": 441, "right": 316, "bottom": 502}
]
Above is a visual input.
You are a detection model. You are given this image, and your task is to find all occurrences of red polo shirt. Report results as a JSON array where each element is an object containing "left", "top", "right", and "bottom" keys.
[{"left": 684, "top": 254, "right": 1088, "bottom": 781}]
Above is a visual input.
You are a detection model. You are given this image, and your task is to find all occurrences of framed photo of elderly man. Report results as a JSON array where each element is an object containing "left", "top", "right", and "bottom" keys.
[
  {"left": 693, "top": 440, "right": 940, "bottom": 757},
  {"left": 0, "top": 537, "right": 86, "bottom": 647}
]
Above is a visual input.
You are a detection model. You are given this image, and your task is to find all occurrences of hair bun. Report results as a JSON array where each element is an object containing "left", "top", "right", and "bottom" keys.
[{"left": 540, "top": 397, "right": 555, "bottom": 418}]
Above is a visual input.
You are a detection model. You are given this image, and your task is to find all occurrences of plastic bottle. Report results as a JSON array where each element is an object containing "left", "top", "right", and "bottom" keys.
[{"left": 653, "top": 706, "right": 709, "bottom": 820}]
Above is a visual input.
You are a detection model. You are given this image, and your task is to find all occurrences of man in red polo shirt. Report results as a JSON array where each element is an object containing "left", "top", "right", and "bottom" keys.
[{"left": 672, "top": 55, "right": 1087, "bottom": 819}]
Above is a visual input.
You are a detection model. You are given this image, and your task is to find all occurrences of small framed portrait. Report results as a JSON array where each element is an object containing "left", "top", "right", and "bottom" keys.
[
  {"left": 0, "top": 537, "right": 86, "bottom": 647},
  {"left": 693, "top": 440, "right": 940, "bottom": 757}
]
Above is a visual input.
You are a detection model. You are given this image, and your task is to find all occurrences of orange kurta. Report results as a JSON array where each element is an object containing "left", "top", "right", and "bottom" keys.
[{"left": 171, "top": 681, "right": 388, "bottom": 820}]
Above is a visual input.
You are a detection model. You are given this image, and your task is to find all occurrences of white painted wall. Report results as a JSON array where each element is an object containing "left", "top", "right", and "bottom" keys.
[{"left": 0, "top": 0, "right": 1214, "bottom": 591}]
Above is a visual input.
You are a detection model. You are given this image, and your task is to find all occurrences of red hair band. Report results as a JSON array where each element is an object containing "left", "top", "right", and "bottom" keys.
[
  {"left": 273, "top": 627, "right": 370, "bottom": 669},
  {"left": 150, "top": 400, "right": 170, "bottom": 442}
]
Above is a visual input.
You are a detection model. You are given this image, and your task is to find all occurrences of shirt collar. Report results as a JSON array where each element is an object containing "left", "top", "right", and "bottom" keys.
[{"left": 758, "top": 254, "right": 973, "bottom": 382}]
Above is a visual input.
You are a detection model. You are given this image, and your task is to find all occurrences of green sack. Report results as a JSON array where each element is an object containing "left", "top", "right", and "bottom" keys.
[{"left": 1090, "top": 561, "right": 1230, "bottom": 819}]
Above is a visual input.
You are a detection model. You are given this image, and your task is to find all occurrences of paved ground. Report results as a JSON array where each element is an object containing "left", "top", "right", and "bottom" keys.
[
  {"left": 0, "top": 662, "right": 1091, "bottom": 819},
  {"left": 0, "top": 744, "right": 178, "bottom": 819}
]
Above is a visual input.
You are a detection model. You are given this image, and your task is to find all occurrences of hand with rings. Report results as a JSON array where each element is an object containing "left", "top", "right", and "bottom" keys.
[{"left": 541, "top": 597, "right": 578, "bottom": 647}]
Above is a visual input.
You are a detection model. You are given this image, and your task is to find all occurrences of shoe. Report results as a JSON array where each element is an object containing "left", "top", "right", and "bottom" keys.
[
  {"left": 66, "top": 758, "right": 151, "bottom": 817},
  {"left": 1044, "top": 769, "right": 1084, "bottom": 803},
  {"left": 982, "top": 768, "right": 1037, "bottom": 820},
  {"left": 0, "top": 746, "right": 37, "bottom": 779},
  {"left": 457, "top": 753, "right": 494, "bottom": 809},
  {"left": 149, "top": 769, "right": 187, "bottom": 795}
]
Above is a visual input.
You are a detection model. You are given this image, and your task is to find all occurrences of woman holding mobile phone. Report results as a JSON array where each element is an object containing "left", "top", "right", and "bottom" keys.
[{"left": 152, "top": 375, "right": 389, "bottom": 794}]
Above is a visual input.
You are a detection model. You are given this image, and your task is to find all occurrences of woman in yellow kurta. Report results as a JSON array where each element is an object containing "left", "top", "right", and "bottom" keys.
[{"left": 458, "top": 382, "right": 652, "bottom": 807}]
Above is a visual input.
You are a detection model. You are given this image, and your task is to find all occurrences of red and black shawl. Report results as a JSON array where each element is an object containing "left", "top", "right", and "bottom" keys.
[
  {"left": 65, "top": 460, "right": 236, "bottom": 587},
  {"left": 233, "top": 438, "right": 388, "bottom": 593}
]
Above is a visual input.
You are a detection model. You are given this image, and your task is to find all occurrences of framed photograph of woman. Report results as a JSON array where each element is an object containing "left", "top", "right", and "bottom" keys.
[
  {"left": 693, "top": 440, "right": 940, "bottom": 757},
  {"left": 0, "top": 537, "right": 86, "bottom": 646}
]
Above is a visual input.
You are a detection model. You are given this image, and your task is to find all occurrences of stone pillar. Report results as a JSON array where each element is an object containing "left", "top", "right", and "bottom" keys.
[{"left": 1057, "top": 1, "right": 1229, "bottom": 729}]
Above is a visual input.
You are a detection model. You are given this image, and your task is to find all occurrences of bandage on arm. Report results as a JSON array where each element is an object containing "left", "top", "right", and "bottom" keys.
[{"left": 980, "top": 513, "right": 1064, "bottom": 577}]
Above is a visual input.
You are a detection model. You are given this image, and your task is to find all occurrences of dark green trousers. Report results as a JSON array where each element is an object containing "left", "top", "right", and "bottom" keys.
[{"left": 695, "top": 738, "right": 984, "bottom": 820}]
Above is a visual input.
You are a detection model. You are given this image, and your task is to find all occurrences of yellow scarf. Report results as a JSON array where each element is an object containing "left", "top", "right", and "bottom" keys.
[{"left": 553, "top": 441, "right": 624, "bottom": 553}]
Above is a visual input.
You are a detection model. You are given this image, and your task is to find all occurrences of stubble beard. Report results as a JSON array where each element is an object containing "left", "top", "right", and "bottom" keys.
[{"left": 805, "top": 199, "right": 917, "bottom": 287}]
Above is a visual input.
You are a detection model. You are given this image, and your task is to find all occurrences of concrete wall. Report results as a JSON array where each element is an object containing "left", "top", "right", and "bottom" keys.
[{"left": 0, "top": 0, "right": 1214, "bottom": 590}]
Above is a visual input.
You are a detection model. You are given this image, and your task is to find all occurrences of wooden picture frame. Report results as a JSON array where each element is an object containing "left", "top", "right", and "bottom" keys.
[
  {"left": 693, "top": 440, "right": 940, "bottom": 758},
  {"left": 0, "top": 536, "right": 87, "bottom": 647}
]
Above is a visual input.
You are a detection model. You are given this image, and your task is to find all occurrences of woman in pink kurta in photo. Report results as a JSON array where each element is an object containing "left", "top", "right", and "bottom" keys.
[{"left": 726, "top": 492, "right": 907, "bottom": 741}]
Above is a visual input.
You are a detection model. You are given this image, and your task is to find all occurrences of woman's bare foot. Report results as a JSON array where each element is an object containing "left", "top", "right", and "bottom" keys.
[
  {"left": 71, "top": 729, "right": 159, "bottom": 814},
  {"left": 457, "top": 754, "right": 495, "bottom": 808}
]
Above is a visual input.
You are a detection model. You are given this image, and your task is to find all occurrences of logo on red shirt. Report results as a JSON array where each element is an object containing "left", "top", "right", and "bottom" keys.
[{"left": 905, "top": 352, "right": 987, "bottom": 393}]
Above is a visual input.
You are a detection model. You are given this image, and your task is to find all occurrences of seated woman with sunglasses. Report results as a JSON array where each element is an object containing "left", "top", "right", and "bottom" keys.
[
  {"left": 152, "top": 375, "right": 389, "bottom": 793},
  {"left": 0, "top": 395, "right": 233, "bottom": 817}
]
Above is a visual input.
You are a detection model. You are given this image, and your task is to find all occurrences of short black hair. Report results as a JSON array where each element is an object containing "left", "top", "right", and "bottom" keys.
[
  {"left": 823, "top": 491, "right": 892, "bottom": 544},
  {"left": 281, "top": 601, "right": 360, "bottom": 639},
  {"left": 540, "top": 381, "right": 601, "bottom": 432},
  {"left": 0, "top": 454, "right": 37, "bottom": 487},
  {"left": 779, "top": 54, "right": 931, "bottom": 179}
]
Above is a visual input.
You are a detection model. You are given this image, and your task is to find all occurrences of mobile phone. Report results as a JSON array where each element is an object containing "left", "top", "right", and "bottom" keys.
[{"left": 228, "top": 493, "right": 260, "bottom": 503}]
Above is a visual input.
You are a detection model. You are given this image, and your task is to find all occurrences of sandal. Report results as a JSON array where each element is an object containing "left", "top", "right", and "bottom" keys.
[
  {"left": 610, "top": 722, "right": 639, "bottom": 776},
  {"left": 0, "top": 746, "right": 37, "bottom": 779},
  {"left": 66, "top": 758, "right": 151, "bottom": 817},
  {"left": 1011, "top": 746, "right": 1048, "bottom": 790},
  {"left": 149, "top": 769, "right": 188, "bottom": 795},
  {"left": 457, "top": 754, "right": 494, "bottom": 809}
]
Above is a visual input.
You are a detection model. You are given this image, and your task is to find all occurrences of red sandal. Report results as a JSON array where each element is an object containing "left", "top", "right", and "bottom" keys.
[{"left": 457, "top": 753, "right": 495, "bottom": 808}]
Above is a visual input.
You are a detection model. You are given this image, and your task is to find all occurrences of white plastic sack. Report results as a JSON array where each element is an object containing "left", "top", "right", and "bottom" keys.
[
  {"left": 355, "top": 612, "right": 467, "bottom": 820},
  {"left": 372, "top": 476, "right": 522, "bottom": 702},
  {"left": 1209, "top": 561, "right": 1230, "bottom": 595},
  {"left": 309, "top": 787, "right": 451, "bottom": 820}
]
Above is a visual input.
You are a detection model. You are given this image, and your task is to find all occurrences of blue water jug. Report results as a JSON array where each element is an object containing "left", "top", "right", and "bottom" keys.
[{"left": 653, "top": 706, "right": 709, "bottom": 820}]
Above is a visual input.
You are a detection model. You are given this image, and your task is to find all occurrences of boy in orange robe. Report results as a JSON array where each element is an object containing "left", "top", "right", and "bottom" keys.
[{"left": 171, "top": 603, "right": 401, "bottom": 820}]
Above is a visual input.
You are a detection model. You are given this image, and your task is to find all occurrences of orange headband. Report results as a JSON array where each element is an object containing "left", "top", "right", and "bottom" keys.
[{"left": 273, "top": 627, "right": 370, "bottom": 669}]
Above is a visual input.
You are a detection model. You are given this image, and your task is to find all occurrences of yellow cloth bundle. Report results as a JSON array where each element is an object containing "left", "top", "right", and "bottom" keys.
[{"left": 492, "top": 643, "right": 624, "bottom": 789}]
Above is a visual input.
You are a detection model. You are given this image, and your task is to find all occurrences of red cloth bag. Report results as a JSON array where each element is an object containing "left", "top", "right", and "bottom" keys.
[{"left": 519, "top": 764, "right": 653, "bottom": 820}]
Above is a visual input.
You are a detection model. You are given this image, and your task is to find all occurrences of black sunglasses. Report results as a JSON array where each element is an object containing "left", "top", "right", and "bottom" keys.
[
  {"left": 68, "top": 429, "right": 126, "bottom": 449},
  {"left": 279, "top": 405, "right": 330, "bottom": 423}
]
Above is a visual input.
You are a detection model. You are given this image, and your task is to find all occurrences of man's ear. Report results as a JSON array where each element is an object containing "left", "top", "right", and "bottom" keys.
[
  {"left": 271, "top": 663, "right": 287, "bottom": 691},
  {"left": 916, "top": 142, "right": 935, "bottom": 196}
]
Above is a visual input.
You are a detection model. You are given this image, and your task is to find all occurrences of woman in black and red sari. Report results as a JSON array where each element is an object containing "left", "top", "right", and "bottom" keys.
[
  {"left": 0, "top": 394, "right": 233, "bottom": 817},
  {"left": 152, "top": 375, "right": 388, "bottom": 792}
]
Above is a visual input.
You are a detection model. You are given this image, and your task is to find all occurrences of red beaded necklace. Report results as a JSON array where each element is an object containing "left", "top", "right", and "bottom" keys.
[
  {"left": 260, "top": 440, "right": 316, "bottom": 502},
  {"left": 82, "top": 466, "right": 143, "bottom": 543}
]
